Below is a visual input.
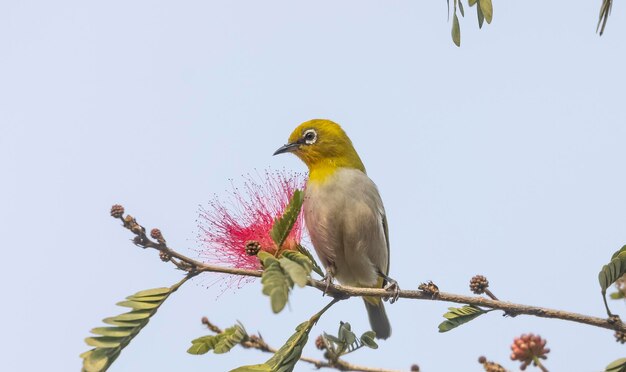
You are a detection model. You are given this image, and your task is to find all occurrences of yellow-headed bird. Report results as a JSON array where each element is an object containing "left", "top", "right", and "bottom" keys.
[{"left": 274, "top": 119, "right": 398, "bottom": 339}]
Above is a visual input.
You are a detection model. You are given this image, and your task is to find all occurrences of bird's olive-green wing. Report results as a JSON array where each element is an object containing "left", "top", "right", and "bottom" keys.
[{"left": 381, "top": 212, "right": 390, "bottom": 276}]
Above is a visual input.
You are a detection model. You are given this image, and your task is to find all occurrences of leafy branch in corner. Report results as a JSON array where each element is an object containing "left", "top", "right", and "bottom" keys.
[
  {"left": 80, "top": 274, "right": 195, "bottom": 371},
  {"left": 447, "top": 0, "right": 493, "bottom": 47},
  {"left": 445, "top": 0, "right": 615, "bottom": 47},
  {"left": 597, "top": 0, "right": 613, "bottom": 36}
]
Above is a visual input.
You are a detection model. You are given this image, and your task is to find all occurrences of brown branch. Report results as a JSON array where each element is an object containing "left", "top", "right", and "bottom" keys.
[
  {"left": 202, "top": 318, "right": 407, "bottom": 372},
  {"left": 112, "top": 206, "right": 626, "bottom": 335}
]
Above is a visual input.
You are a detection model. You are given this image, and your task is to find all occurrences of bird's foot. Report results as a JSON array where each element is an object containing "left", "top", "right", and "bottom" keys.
[
  {"left": 378, "top": 269, "right": 400, "bottom": 304},
  {"left": 383, "top": 279, "right": 400, "bottom": 304},
  {"left": 322, "top": 273, "right": 334, "bottom": 297}
]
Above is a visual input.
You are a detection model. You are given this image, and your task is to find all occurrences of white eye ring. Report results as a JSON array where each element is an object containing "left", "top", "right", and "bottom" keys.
[{"left": 303, "top": 129, "right": 317, "bottom": 145}]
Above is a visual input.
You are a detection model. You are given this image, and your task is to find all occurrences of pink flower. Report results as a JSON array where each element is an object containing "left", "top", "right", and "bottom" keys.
[{"left": 197, "top": 169, "right": 306, "bottom": 274}]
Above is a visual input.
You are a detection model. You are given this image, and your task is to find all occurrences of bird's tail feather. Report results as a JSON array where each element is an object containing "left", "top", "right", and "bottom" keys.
[{"left": 363, "top": 297, "right": 391, "bottom": 339}]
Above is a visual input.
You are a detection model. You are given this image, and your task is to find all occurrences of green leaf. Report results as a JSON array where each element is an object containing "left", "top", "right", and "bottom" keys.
[
  {"left": 215, "top": 324, "right": 248, "bottom": 354},
  {"left": 126, "top": 294, "right": 168, "bottom": 302},
  {"left": 478, "top": 0, "right": 493, "bottom": 24},
  {"left": 477, "top": 3, "right": 485, "bottom": 28},
  {"left": 261, "top": 257, "right": 292, "bottom": 313},
  {"left": 606, "top": 358, "right": 626, "bottom": 372},
  {"left": 596, "top": 0, "right": 613, "bottom": 36},
  {"left": 338, "top": 322, "right": 356, "bottom": 346},
  {"left": 107, "top": 310, "right": 152, "bottom": 322},
  {"left": 85, "top": 337, "right": 122, "bottom": 348},
  {"left": 188, "top": 323, "right": 247, "bottom": 355},
  {"left": 611, "top": 245, "right": 626, "bottom": 260},
  {"left": 322, "top": 322, "right": 375, "bottom": 357},
  {"left": 101, "top": 318, "right": 142, "bottom": 327},
  {"left": 296, "top": 244, "right": 324, "bottom": 277},
  {"left": 599, "top": 246, "right": 626, "bottom": 316},
  {"left": 458, "top": 0, "right": 465, "bottom": 17},
  {"left": 266, "top": 321, "right": 313, "bottom": 372},
  {"left": 80, "top": 281, "right": 184, "bottom": 372},
  {"left": 323, "top": 334, "right": 342, "bottom": 344},
  {"left": 611, "top": 291, "right": 625, "bottom": 300},
  {"left": 360, "top": 331, "right": 378, "bottom": 349},
  {"left": 468, "top": 0, "right": 478, "bottom": 6},
  {"left": 234, "top": 300, "right": 337, "bottom": 372},
  {"left": 116, "top": 300, "right": 161, "bottom": 310},
  {"left": 280, "top": 251, "right": 313, "bottom": 288},
  {"left": 279, "top": 258, "right": 308, "bottom": 287},
  {"left": 281, "top": 250, "right": 313, "bottom": 274},
  {"left": 90, "top": 327, "right": 135, "bottom": 337},
  {"left": 451, "top": 13, "right": 461, "bottom": 47},
  {"left": 599, "top": 251, "right": 626, "bottom": 293},
  {"left": 438, "top": 305, "right": 486, "bottom": 332},
  {"left": 258, "top": 250, "right": 277, "bottom": 266},
  {"left": 187, "top": 341, "right": 213, "bottom": 355},
  {"left": 81, "top": 349, "right": 111, "bottom": 372},
  {"left": 132, "top": 287, "right": 170, "bottom": 297},
  {"left": 234, "top": 320, "right": 313, "bottom": 372},
  {"left": 230, "top": 364, "right": 272, "bottom": 372},
  {"left": 270, "top": 189, "right": 303, "bottom": 249}
]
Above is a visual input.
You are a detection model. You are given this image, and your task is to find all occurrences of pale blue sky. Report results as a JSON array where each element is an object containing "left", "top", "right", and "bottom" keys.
[{"left": 2, "top": 1, "right": 626, "bottom": 371}]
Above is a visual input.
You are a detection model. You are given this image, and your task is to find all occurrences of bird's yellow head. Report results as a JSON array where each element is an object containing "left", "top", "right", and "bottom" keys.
[{"left": 273, "top": 119, "right": 365, "bottom": 182}]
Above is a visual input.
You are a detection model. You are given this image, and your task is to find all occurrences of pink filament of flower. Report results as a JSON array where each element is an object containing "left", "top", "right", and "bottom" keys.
[{"left": 197, "top": 169, "right": 305, "bottom": 271}]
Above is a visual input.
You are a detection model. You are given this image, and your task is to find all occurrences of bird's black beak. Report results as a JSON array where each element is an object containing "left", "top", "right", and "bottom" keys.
[{"left": 273, "top": 142, "right": 299, "bottom": 156}]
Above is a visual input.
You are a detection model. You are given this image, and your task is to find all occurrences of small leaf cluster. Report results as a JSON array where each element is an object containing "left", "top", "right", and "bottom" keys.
[
  {"left": 598, "top": 246, "right": 626, "bottom": 370},
  {"left": 259, "top": 250, "right": 314, "bottom": 313},
  {"left": 449, "top": 0, "right": 493, "bottom": 47},
  {"left": 321, "top": 322, "right": 378, "bottom": 361},
  {"left": 438, "top": 305, "right": 487, "bottom": 332},
  {"left": 80, "top": 287, "right": 174, "bottom": 372},
  {"left": 188, "top": 323, "right": 248, "bottom": 355},
  {"left": 259, "top": 189, "right": 322, "bottom": 313},
  {"left": 599, "top": 245, "right": 626, "bottom": 315}
]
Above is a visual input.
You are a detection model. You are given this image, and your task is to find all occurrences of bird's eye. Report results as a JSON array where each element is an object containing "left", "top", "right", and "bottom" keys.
[{"left": 303, "top": 129, "right": 317, "bottom": 144}]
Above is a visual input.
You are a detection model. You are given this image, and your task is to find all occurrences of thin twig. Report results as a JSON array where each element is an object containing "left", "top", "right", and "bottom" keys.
[{"left": 202, "top": 318, "right": 406, "bottom": 372}]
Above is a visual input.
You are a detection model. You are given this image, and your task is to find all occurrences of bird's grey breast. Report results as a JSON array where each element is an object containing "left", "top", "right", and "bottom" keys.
[{"left": 303, "top": 168, "right": 388, "bottom": 285}]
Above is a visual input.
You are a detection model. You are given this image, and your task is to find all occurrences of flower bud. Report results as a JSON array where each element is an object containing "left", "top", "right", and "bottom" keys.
[
  {"left": 469, "top": 275, "right": 489, "bottom": 294},
  {"left": 110, "top": 204, "right": 125, "bottom": 218}
]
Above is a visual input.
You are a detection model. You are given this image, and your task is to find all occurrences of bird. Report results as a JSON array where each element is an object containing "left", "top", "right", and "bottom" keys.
[{"left": 273, "top": 119, "right": 398, "bottom": 339}]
